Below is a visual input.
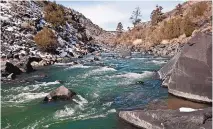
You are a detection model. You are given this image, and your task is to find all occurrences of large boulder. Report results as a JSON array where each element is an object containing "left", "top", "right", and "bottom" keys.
[
  {"left": 119, "top": 107, "right": 212, "bottom": 129},
  {"left": 43, "top": 86, "right": 76, "bottom": 102},
  {"left": 4, "top": 62, "right": 23, "bottom": 75},
  {"left": 25, "top": 56, "right": 42, "bottom": 73},
  {"left": 158, "top": 32, "right": 212, "bottom": 103}
]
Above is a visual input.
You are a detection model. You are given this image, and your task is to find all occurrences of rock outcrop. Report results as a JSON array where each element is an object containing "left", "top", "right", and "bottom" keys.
[
  {"left": 119, "top": 107, "right": 212, "bottom": 129},
  {"left": 158, "top": 32, "right": 212, "bottom": 103},
  {"left": 43, "top": 86, "right": 76, "bottom": 102}
]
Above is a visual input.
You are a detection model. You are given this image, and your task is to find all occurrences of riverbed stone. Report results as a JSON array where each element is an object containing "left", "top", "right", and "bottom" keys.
[
  {"left": 44, "top": 86, "right": 76, "bottom": 102},
  {"left": 5, "top": 62, "right": 23, "bottom": 75},
  {"left": 119, "top": 107, "right": 212, "bottom": 129},
  {"left": 25, "top": 56, "right": 42, "bottom": 73}
]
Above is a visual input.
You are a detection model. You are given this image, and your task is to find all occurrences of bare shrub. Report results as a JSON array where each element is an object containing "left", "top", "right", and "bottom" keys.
[
  {"left": 44, "top": 2, "right": 66, "bottom": 27},
  {"left": 34, "top": 27, "right": 58, "bottom": 53}
]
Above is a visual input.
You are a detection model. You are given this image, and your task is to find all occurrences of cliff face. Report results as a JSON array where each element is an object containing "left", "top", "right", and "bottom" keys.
[
  {"left": 114, "top": 1, "right": 212, "bottom": 57},
  {"left": 0, "top": 1, "right": 107, "bottom": 62}
]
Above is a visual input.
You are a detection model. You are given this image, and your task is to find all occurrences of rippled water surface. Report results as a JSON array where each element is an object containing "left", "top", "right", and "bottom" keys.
[{"left": 2, "top": 53, "right": 169, "bottom": 129}]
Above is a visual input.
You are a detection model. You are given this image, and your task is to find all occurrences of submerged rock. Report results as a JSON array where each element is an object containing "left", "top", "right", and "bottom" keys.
[
  {"left": 158, "top": 32, "right": 212, "bottom": 103},
  {"left": 119, "top": 107, "right": 212, "bottom": 129},
  {"left": 44, "top": 86, "right": 76, "bottom": 102},
  {"left": 94, "top": 56, "right": 101, "bottom": 61}
]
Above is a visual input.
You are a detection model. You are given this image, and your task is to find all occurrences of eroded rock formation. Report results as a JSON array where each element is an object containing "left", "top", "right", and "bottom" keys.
[{"left": 158, "top": 32, "right": 212, "bottom": 103}]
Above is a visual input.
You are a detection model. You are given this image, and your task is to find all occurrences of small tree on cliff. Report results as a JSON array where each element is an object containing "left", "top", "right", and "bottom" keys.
[
  {"left": 175, "top": 3, "right": 183, "bottom": 16},
  {"left": 116, "top": 22, "right": 123, "bottom": 36},
  {"left": 130, "top": 7, "right": 142, "bottom": 27},
  {"left": 150, "top": 5, "right": 165, "bottom": 25}
]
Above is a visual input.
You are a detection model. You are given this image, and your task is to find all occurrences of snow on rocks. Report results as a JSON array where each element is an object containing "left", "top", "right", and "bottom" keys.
[
  {"left": 1, "top": 0, "right": 103, "bottom": 75},
  {"left": 58, "top": 36, "right": 66, "bottom": 47},
  {"left": 5, "top": 26, "right": 14, "bottom": 31},
  {"left": 60, "top": 51, "right": 68, "bottom": 58}
]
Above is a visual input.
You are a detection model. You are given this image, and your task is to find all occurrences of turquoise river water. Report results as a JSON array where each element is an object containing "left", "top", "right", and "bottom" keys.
[{"left": 2, "top": 52, "right": 169, "bottom": 129}]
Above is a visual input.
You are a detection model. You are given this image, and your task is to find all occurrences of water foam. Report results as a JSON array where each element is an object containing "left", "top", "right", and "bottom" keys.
[
  {"left": 8, "top": 81, "right": 60, "bottom": 92},
  {"left": 107, "top": 109, "right": 116, "bottom": 113},
  {"left": 146, "top": 60, "right": 167, "bottom": 65},
  {"left": 93, "top": 93, "right": 99, "bottom": 98},
  {"left": 55, "top": 106, "right": 75, "bottom": 118},
  {"left": 131, "top": 58, "right": 146, "bottom": 60},
  {"left": 65, "top": 64, "right": 91, "bottom": 70},
  {"left": 7, "top": 92, "right": 48, "bottom": 103},
  {"left": 54, "top": 62, "right": 74, "bottom": 66},
  {"left": 102, "top": 102, "right": 113, "bottom": 107},
  {"left": 74, "top": 95, "right": 88, "bottom": 105},
  {"left": 83, "top": 66, "right": 116, "bottom": 78},
  {"left": 114, "top": 71, "right": 153, "bottom": 79}
]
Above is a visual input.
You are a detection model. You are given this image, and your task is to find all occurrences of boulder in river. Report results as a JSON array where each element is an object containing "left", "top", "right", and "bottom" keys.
[
  {"left": 5, "top": 62, "right": 23, "bottom": 75},
  {"left": 44, "top": 86, "right": 76, "bottom": 102},
  {"left": 158, "top": 32, "right": 212, "bottom": 103},
  {"left": 119, "top": 107, "right": 212, "bottom": 129},
  {"left": 25, "top": 56, "right": 42, "bottom": 73},
  {"left": 94, "top": 56, "right": 101, "bottom": 61}
]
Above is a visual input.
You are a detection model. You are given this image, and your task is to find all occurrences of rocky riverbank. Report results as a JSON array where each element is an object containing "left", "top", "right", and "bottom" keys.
[{"left": 0, "top": 1, "right": 109, "bottom": 81}]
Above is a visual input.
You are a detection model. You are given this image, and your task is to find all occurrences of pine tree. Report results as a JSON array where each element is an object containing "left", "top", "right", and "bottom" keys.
[
  {"left": 130, "top": 7, "right": 142, "bottom": 27},
  {"left": 116, "top": 22, "right": 123, "bottom": 36},
  {"left": 116, "top": 22, "right": 123, "bottom": 32}
]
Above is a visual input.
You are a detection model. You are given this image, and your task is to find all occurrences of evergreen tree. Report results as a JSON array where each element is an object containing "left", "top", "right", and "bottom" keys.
[
  {"left": 116, "top": 22, "right": 123, "bottom": 36},
  {"left": 130, "top": 7, "right": 142, "bottom": 26},
  {"left": 116, "top": 22, "right": 123, "bottom": 32}
]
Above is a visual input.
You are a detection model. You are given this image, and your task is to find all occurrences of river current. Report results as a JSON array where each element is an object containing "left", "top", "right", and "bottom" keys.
[{"left": 2, "top": 52, "right": 169, "bottom": 129}]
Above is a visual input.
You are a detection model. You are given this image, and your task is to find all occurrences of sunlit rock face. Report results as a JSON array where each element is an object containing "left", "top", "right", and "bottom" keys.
[
  {"left": 158, "top": 32, "right": 212, "bottom": 103},
  {"left": 119, "top": 107, "right": 212, "bottom": 129}
]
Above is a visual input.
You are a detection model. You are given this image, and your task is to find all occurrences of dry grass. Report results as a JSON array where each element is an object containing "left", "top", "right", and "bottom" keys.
[
  {"left": 190, "top": 2, "right": 208, "bottom": 17},
  {"left": 34, "top": 27, "right": 58, "bottom": 53},
  {"left": 160, "top": 17, "right": 195, "bottom": 39},
  {"left": 115, "top": 1, "right": 209, "bottom": 49},
  {"left": 44, "top": 2, "right": 66, "bottom": 27}
]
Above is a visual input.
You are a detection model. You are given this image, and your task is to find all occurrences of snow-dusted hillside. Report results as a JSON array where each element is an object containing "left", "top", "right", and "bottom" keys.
[
  {"left": 0, "top": 1, "right": 114, "bottom": 81},
  {"left": 0, "top": 1, "right": 107, "bottom": 62}
]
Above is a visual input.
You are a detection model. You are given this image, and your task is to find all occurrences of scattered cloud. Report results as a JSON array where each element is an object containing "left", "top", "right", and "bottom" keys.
[{"left": 70, "top": 3, "right": 129, "bottom": 31}]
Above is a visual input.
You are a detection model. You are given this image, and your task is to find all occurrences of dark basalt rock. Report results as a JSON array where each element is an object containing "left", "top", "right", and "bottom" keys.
[
  {"left": 5, "top": 62, "right": 23, "bottom": 75},
  {"left": 119, "top": 107, "right": 212, "bottom": 129},
  {"left": 87, "top": 47, "right": 96, "bottom": 53},
  {"left": 94, "top": 56, "right": 101, "bottom": 61},
  {"left": 44, "top": 86, "right": 76, "bottom": 102},
  {"left": 158, "top": 32, "right": 212, "bottom": 103},
  {"left": 25, "top": 57, "right": 42, "bottom": 73}
]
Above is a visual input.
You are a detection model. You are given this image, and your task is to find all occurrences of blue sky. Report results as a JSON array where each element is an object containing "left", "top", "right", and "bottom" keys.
[{"left": 55, "top": 1, "right": 185, "bottom": 31}]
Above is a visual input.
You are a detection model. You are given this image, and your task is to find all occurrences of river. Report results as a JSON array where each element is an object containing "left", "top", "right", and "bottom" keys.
[{"left": 2, "top": 52, "right": 169, "bottom": 129}]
